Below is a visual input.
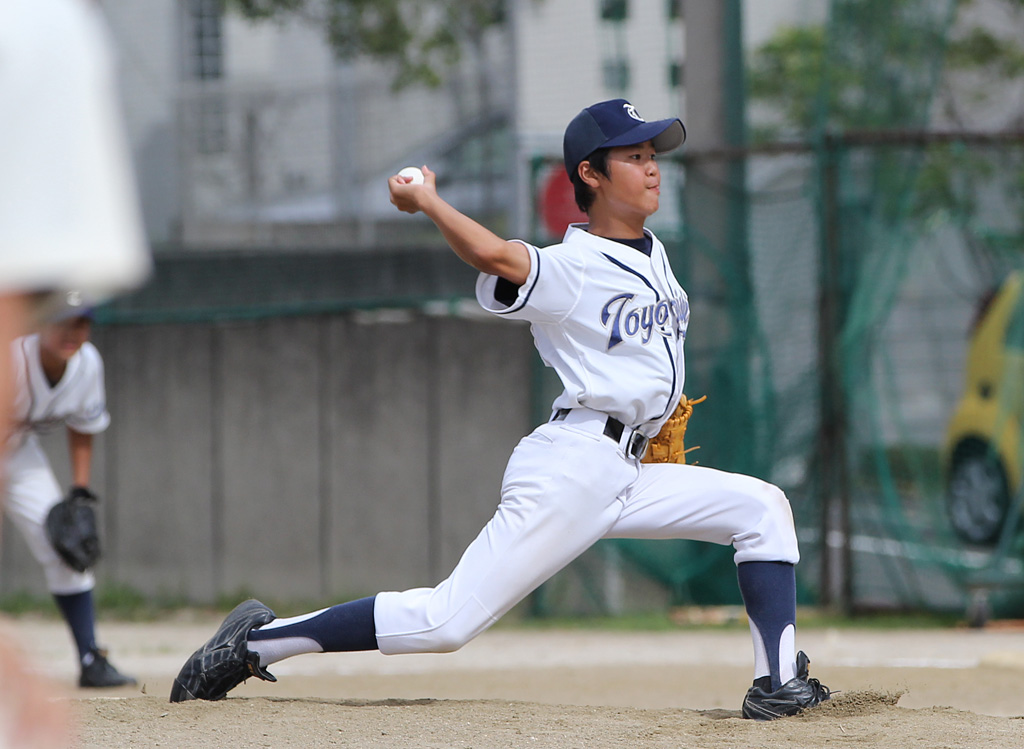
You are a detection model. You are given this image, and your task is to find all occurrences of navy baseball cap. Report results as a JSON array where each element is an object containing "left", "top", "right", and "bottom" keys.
[{"left": 563, "top": 99, "right": 686, "bottom": 178}]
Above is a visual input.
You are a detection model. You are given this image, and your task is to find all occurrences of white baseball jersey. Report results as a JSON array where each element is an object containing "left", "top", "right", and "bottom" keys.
[
  {"left": 8, "top": 334, "right": 110, "bottom": 451},
  {"left": 476, "top": 224, "right": 688, "bottom": 435},
  {"left": 375, "top": 226, "right": 798, "bottom": 656},
  {"left": 0, "top": 0, "right": 150, "bottom": 298}
]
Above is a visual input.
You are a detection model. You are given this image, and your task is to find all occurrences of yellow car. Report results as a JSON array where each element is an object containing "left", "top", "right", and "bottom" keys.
[{"left": 943, "top": 271, "right": 1024, "bottom": 546}]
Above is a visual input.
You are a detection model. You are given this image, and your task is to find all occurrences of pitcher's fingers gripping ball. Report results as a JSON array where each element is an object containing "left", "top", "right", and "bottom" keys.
[
  {"left": 398, "top": 166, "right": 424, "bottom": 184},
  {"left": 388, "top": 165, "right": 434, "bottom": 214}
]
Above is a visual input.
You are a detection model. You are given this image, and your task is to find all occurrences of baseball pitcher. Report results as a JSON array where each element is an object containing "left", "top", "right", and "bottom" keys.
[{"left": 170, "top": 99, "right": 830, "bottom": 720}]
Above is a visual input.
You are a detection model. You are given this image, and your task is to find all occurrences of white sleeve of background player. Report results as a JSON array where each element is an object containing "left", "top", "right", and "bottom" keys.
[
  {"left": 65, "top": 343, "right": 111, "bottom": 435},
  {"left": 475, "top": 241, "right": 584, "bottom": 322}
]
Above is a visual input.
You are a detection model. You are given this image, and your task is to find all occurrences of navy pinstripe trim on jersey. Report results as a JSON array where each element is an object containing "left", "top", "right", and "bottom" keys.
[
  {"left": 651, "top": 247, "right": 683, "bottom": 420},
  {"left": 657, "top": 245, "right": 673, "bottom": 279},
  {"left": 601, "top": 252, "right": 659, "bottom": 299},
  {"left": 657, "top": 336, "right": 678, "bottom": 421},
  {"left": 493, "top": 246, "right": 540, "bottom": 315},
  {"left": 601, "top": 252, "right": 678, "bottom": 421}
]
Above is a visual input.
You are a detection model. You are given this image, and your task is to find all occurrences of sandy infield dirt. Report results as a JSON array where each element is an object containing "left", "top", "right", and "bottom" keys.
[{"left": 6, "top": 612, "right": 1024, "bottom": 748}]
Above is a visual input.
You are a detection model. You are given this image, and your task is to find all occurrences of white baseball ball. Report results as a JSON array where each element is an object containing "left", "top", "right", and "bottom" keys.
[{"left": 398, "top": 166, "right": 424, "bottom": 185}]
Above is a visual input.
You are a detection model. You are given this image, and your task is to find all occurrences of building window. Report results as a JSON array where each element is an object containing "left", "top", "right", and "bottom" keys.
[
  {"left": 669, "top": 60, "right": 684, "bottom": 88},
  {"left": 602, "top": 59, "right": 630, "bottom": 91},
  {"left": 666, "top": 0, "right": 683, "bottom": 21},
  {"left": 188, "top": 0, "right": 226, "bottom": 154},
  {"left": 600, "top": 0, "right": 628, "bottom": 22},
  {"left": 598, "top": 0, "right": 630, "bottom": 93},
  {"left": 190, "top": 0, "right": 223, "bottom": 80}
]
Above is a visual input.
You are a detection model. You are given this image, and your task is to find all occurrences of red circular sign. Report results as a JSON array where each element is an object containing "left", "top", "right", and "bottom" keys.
[{"left": 539, "top": 167, "right": 587, "bottom": 238}]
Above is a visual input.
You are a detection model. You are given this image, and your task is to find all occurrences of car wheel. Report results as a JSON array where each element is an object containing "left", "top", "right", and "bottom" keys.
[{"left": 947, "top": 439, "right": 1011, "bottom": 546}]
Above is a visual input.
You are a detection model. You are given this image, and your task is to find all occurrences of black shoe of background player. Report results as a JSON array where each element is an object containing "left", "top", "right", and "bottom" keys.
[
  {"left": 79, "top": 647, "right": 137, "bottom": 688},
  {"left": 169, "top": 599, "right": 277, "bottom": 702},
  {"left": 741, "top": 650, "right": 831, "bottom": 720}
]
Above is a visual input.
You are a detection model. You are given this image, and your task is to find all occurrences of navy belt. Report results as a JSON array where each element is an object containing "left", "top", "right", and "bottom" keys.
[{"left": 550, "top": 408, "right": 650, "bottom": 460}]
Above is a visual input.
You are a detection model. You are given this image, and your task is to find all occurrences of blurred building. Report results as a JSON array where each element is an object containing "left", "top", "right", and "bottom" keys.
[{"left": 101, "top": 0, "right": 820, "bottom": 250}]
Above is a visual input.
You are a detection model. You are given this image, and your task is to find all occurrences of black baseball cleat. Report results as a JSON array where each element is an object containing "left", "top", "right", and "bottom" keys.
[
  {"left": 169, "top": 599, "right": 277, "bottom": 702},
  {"left": 79, "top": 647, "right": 137, "bottom": 688},
  {"left": 742, "top": 650, "right": 831, "bottom": 720}
]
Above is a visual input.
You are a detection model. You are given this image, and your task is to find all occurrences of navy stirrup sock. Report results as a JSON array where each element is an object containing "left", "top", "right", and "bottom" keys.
[
  {"left": 737, "top": 561, "right": 797, "bottom": 691},
  {"left": 54, "top": 590, "right": 97, "bottom": 661},
  {"left": 248, "top": 595, "right": 378, "bottom": 653}
]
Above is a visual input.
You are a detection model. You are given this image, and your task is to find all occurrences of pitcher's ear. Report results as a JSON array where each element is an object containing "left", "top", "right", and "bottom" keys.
[{"left": 578, "top": 160, "right": 602, "bottom": 188}]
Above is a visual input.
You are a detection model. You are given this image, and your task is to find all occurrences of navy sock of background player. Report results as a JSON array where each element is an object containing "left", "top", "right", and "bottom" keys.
[{"left": 243, "top": 116, "right": 803, "bottom": 697}]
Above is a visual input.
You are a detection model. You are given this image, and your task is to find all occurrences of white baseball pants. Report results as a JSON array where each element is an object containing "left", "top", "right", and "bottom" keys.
[
  {"left": 3, "top": 434, "right": 95, "bottom": 595},
  {"left": 375, "top": 409, "right": 798, "bottom": 655}
]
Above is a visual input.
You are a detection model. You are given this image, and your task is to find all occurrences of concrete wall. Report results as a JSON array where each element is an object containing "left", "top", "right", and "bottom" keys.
[{"left": 0, "top": 313, "right": 535, "bottom": 604}]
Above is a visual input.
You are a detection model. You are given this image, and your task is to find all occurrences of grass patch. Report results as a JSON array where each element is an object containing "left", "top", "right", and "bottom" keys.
[
  {"left": 0, "top": 590, "right": 58, "bottom": 617},
  {"left": 0, "top": 583, "right": 389, "bottom": 622},
  {"left": 498, "top": 604, "right": 964, "bottom": 631},
  {"left": 797, "top": 607, "right": 962, "bottom": 630},
  {"left": 0, "top": 586, "right": 964, "bottom": 630},
  {"left": 500, "top": 609, "right": 700, "bottom": 632}
]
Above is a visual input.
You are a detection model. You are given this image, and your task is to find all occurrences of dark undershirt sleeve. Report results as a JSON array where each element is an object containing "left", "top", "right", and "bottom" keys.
[{"left": 493, "top": 276, "right": 522, "bottom": 306}]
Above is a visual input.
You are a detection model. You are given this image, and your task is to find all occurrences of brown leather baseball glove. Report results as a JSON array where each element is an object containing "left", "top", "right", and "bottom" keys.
[{"left": 641, "top": 394, "right": 707, "bottom": 464}]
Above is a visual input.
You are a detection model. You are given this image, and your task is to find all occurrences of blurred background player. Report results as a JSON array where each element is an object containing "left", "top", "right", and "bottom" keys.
[
  {"left": 4, "top": 298, "right": 136, "bottom": 688},
  {"left": 1, "top": 0, "right": 151, "bottom": 742},
  {"left": 169, "top": 99, "right": 829, "bottom": 720}
]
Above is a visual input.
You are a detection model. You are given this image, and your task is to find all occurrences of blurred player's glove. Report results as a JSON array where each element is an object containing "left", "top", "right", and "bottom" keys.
[
  {"left": 641, "top": 394, "right": 707, "bottom": 464},
  {"left": 46, "top": 486, "right": 101, "bottom": 573}
]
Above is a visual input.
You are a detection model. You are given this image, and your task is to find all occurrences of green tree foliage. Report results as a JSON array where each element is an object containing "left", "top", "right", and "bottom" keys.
[
  {"left": 747, "top": 0, "right": 1024, "bottom": 266},
  {"left": 745, "top": 26, "right": 828, "bottom": 140},
  {"left": 225, "top": 0, "right": 506, "bottom": 89},
  {"left": 748, "top": 0, "right": 1024, "bottom": 139}
]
